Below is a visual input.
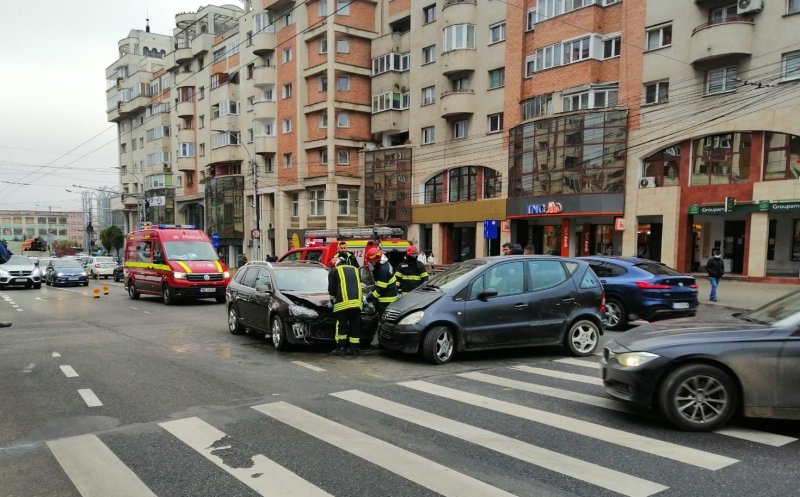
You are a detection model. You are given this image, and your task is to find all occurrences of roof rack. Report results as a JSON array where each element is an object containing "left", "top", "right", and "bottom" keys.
[{"left": 305, "top": 226, "right": 404, "bottom": 239}]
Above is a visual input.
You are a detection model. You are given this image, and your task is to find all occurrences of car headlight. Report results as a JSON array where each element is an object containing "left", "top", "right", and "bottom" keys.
[
  {"left": 80, "top": 272, "right": 87, "bottom": 277},
  {"left": 0, "top": 270, "right": 9, "bottom": 278},
  {"left": 223, "top": 271, "right": 231, "bottom": 278},
  {"left": 32, "top": 268, "right": 41, "bottom": 277},
  {"left": 398, "top": 310, "right": 424, "bottom": 326},
  {"left": 57, "top": 272, "right": 65, "bottom": 277},
  {"left": 615, "top": 352, "right": 660, "bottom": 368},
  {"left": 289, "top": 305, "right": 318, "bottom": 319},
  {"left": 173, "top": 271, "right": 187, "bottom": 279}
]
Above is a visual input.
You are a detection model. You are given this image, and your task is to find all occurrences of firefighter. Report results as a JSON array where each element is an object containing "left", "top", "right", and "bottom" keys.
[
  {"left": 364, "top": 247, "right": 398, "bottom": 318},
  {"left": 395, "top": 246, "right": 428, "bottom": 295},
  {"left": 333, "top": 241, "right": 360, "bottom": 268},
  {"left": 327, "top": 257, "right": 363, "bottom": 356}
]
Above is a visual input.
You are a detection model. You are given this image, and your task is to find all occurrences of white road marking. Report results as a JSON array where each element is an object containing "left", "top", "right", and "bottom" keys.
[
  {"left": 333, "top": 390, "right": 668, "bottom": 497},
  {"left": 254, "top": 401, "right": 519, "bottom": 497},
  {"left": 400, "top": 380, "right": 738, "bottom": 471},
  {"left": 52, "top": 352, "right": 61, "bottom": 357},
  {"left": 291, "top": 361, "right": 326, "bottom": 372},
  {"left": 160, "top": 417, "right": 333, "bottom": 497},
  {"left": 143, "top": 311, "right": 151, "bottom": 315},
  {"left": 59, "top": 365, "right": 79, "bottom": 378},
  {"left": 714, "top": 427, "right": 797, "bottom": 447},
  {"left": 15, "top": 308, "right": 23, "bottom": 312},
  {"left": 553, "top": 358, "right": 601, "bottom": 369},
  {"left": 77, "top": 389, "right": 103, "bottom": 407},
  {"left": 511, "top": 365, "right": 603, "bottom": 385},
  {"left": 47, "top": 434, "right": 158, "bottom": 497},
  {"left": 21, "top": 363, "right": 36, "bottom": 373},
  {"left": 130, "top": 307, "right": 139, "bottom": 310}
]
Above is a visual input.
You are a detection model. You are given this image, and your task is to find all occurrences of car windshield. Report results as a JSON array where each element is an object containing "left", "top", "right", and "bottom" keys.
[
  {"left": 2, "top": 255, "right": 33, "bottom": 266},
  {"left": 273, "top": 267, "right": 329, "bottom": 292},
  {"left": 742, "top": 290, "right": 800, "bottom": 327},
  {"left": 163, "top": 241, "right": 219, "bottom": 261},
  {"left": 54, "top": 259, "right": 82, "bottom": 268},
  {"left": 634, "top": 261, "right": 682, "bottom": 276},
  {"left": 424, "top": 260, "right": 486, "bottom": 291}
]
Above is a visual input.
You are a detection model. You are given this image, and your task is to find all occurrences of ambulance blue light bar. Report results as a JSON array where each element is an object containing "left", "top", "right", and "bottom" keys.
[{"left": 136, "top": 223, "right": 196, "bottom": 230}]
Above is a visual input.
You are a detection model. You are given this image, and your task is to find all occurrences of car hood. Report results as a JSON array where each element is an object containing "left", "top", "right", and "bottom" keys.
[
  {"left": 0, "top": 264, "right": 36, "bottom": 271},
  {"left": 168, "top": 260, "right": 225, "bottom": 273},
  {"left": 282, "top": 291, "right": 330, "bottom": 307},
  {"left": 387, "top": 288, "right": 444, "bottom": 313},
  {"left": 53, "top": 267, "right": 85, "bottom": 274},
  {"left": 612, "top": 319, "right": 774, "bottom": 351}
]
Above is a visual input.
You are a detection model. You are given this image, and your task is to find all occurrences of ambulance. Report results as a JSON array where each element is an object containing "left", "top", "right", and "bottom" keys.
[{"left": 123, "top": 224, "right": 231, "bottom": 305}]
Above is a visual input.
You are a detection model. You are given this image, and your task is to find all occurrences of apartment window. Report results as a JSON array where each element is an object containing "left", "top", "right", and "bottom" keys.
[
  {"left": 198, "top": 87, "right": 205, "bottom": 100},
  {"left": 425, "top": 173, "right": 443, "bottom": 203},
  {"left": 254, "top": 12, "right": 274, "bottom": 34},
  {"left": 372, "top": 92, "right": 410, "bottom": 112},
  {"left": 336, "top": 75, "right": 350, "bottom": 91},
  {"left": 310, "top": 190, "right": 325, "bottom": 216},
  {"left": 644, "top": 81, "right": 669, "bottom": 104},
  {"left": 282, "top": 118, "right": 292, "bottom": 133},
  {"left": 282, "top": 47, "right": 292, "bottom": 63},
  {"left": 783, "top": 51, "right": 800, "bottom": 80},
  {"left": 706, "top": 66, "right": 738, "bottom": 94},
  {"left": 537, "top": 0, "right": 591, "bottom": 22},
  {"left": 422, "top": 45, "right": 436, "bottom": 64},
  {"left": 179, "top": 143, "right": 195, "bottom": 157},
  {"left": 337, "top": 38, "right": 350, "bottom": 53},
  {"left": 453, "top": 120, "right": 468, "bottom": 139},
  {"left": 710, "top": 4, "right": 737, "bottom": 22},
  {"left": 525, "top": 59, "right": 536, "bottom": 78},
  {"left": 448, "top": 166, "right": 478, "bottom": 202},
  {"left": 319, "top": 149, "right": 329, "bottom": 164},
  {"left": 488, "top": 113, "right": 504, "bottom": 133},
  {"left": 603, "top": 36, "right": 621, "bottom": 59},
  {"left": 488, "top": 68, "right": 505, "bottom": 89},
  {"left": 562, "top": 85, "right": 618, "bottom": 111},
  {"left": 534, "top": 43, "right": 562, "bottom": 71},
  {"left": 422, "top": 126, "right": 435, "bottom": 144},
  {"left": 247, "top": 63, "right": 255, "bottom": 79},
  {"left": 337, "top": 112, "right": 350, "bottom": 128},
  {"left": 282, "top": 83, "right": 293, "bottom": 98},
  {"left": 319, "top": 38, "right": 328, "bottom": 54},
  {"left": 791, "top": 0, "right": 800, "bottom": 13},
  {"left": 443, "top": 24, "right": 475, "bottom": 52},
  {"left": 372, "top": 52, "right": 410, "bottom": 75},
  {"left": 265, "top": 155, "right": 274, "bottom": 172},
  {"left": 247, "top": 128, "right": 254, "bottom": 142},
  {"left": 646, "top": 24, "right": 672, "bottom": 51},
  {"left": 563, "top": 36, "right": 591, "bottom": 64},
  {"left": 319, "top": 76, "right": 328, "bottom": 92},
  {"left": 422, "top": 85, "right": 436, "bottom": 105},
  {"left": 284, "top": 153, "right": 293, "bottom": 168},
  {"left": 319, "top": 0, "right": 328, "bottom": 16},
  {"left": 452, "top": 76, "right": 470, "bottom": 91},
  {"left": 336, "top": 0, "right": 350, "bottom": 15},
  {"left": 423, "top": 4, "right": 436, "bottom": 24},
  {"left": 526, "top": 8, "right": 537, "bottom": 31},
  {"left": 247, "top": 96, "right": 255, "bottom": 111},
  {"left": 337, "top": 189, "right": 350, "bottom": 216},
  {"left": 199, "top": 143, "right": 206, "bottom": 156},
  {"left": 489, "top": 23, "right": 506, "bottom": 44},
  {"left": 319, "top": 113, "right": 328, "bottom": 128},
  {"left": 338, "top": 149, "right": 350, "bottom": 165}
]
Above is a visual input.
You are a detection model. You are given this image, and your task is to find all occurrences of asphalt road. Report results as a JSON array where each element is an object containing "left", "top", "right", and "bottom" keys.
[{"left": 0, "top": 281, "right": 798, "bottom": 497}]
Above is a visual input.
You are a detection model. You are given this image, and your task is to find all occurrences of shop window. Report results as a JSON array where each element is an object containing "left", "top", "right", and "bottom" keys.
[
  {"left": 768, "top": 219, "right": 777, "bottom": 261},
  {"left": 764, "top": 132, "right": 800, "bottom": 180},
  {"left": 793, "top": 220, "right": 800, "bottom": 261},
  {"left": 691, "top": 132, "right": 751, "bottom": 185}
]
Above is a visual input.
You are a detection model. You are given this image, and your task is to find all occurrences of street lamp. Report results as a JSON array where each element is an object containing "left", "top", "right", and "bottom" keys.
[{"left": 212, "top": 129, "right": 259, "bottom": 261}]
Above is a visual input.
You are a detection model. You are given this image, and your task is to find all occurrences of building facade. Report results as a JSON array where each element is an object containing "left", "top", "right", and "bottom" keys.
[{"left": 0, "top": 210, "right": 77, "bottom": 248}]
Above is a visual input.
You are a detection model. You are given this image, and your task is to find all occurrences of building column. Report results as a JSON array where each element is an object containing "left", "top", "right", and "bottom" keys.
[
  {"left": 432, "top": 222, "right": 443, "bottom": 264},
  {"left": 474, "top": 221, "right": 487, "bottom": 257},
  {"left": 406, "top": 224, "right": 421, "bottom": 247},
  {"left": 748, "top": 212, "right": 769, "bottom": 277}
]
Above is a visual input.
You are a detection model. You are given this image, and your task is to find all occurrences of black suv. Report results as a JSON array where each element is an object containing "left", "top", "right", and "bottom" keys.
[
  {"left": 378, "top": 256, "right": 606, "bottom": 364},
  {"left": 226, "top": 261, "right": 379, "bottom": 350}
]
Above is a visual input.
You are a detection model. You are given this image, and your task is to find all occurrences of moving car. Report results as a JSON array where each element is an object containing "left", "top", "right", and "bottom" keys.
[
  {"left": 579, "top": 256, "right": 697, "bottom": 330},
  {"left": 45, "top": 258, "right": 89, "bottom": 287},
  {"left": 226, "top": 261, "right": 379, "bottom": 350},
  {"left": 0, "top": 255, "right": 42, "bottom": 289},
  {"left": 602, "top": 289, "right": 800, "bottom": 431},
  {"left": 86, "top": 256, "right": 118, "bottom": 279},
  {"left": 378, "top": 256, "right": 606, "bottom": 364}
]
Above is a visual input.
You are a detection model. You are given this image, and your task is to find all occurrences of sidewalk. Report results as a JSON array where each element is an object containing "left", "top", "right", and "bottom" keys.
[{"left": 693, "top": 277, "right": 797, "bottom": 310}]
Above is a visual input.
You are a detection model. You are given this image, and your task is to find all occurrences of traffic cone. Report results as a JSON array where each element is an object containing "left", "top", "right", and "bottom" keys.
[
  {"left": 103, "top": 285, "right": 109, "bottom": 295},
  {"left": 93, "top": 288, "right": 100, "bottom": 299}
]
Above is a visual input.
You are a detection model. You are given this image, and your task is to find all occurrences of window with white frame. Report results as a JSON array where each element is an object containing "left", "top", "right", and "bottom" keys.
[
  {"left": 254, "top": 12, "right": 274, "bottom": 34},
  {"left": 646, "top": 24, "right": 672, "bottom": 51},
  {"left": 218, "top": 100, "right": 240, "bottom": 116},
  {"left": 520, "top": 93, "right": 553, "bottom": 119},
  {"left": 706, "top": 66, "right": 737, "bottom": 94},
  {"left": 178, "top": 143, "right": 195, "bottom": 157},
  {"left": 319, "top": 0, "right": 328, "bottom": 16},
  {"left": 423, "top": 4, "right": 436, "bottom": 23},
  {"left": 525, "top": 58, "right": 536, "bottom": 78},
  {"left": 338, "top": 149, "right": 350, "bottom": 164},
  {"left": 791, "top": 0, "right": 800, "bottom": 13},
  {"left": 291, "top": 192, "right": 299, "bottom": 217},
  {"left": 247, "top": 128, "right": 254, "bottom": 142},
  {"left": 337, "top": 189, "right": 351, "bottom": 215},
  {"left": 337, "top": 112, "right": 350, "bottom": 128},
  {"left": 603, "top": 35, "right": 621, "bottom": 59},
  {"left": 337, "top": 0, "right": 350, "bottom": 15},
  {"left": 453, "top": 120, "right": 468, "bottom": 139},
  {"left": 422, "top": 126, "right": 435, "bottom": 144},
  {"left": 534, "top": 43, "right": 562, "bottom": 71},
  {"left": 281, "top": 10, "right": 294, "bottom": 27},
  {"left": 644, "top": 81, "right": 669, "bottom": 104},
  {"left": 256, "top": 118, "right": 275, "bottom": 136},
  {"left": 422, "top": 45, "right": 436, "bottom": 64},
  {"left": 562, "top": 84, "right": 618, "bottom": 111},
  {"left": 488, "top": 68, "right": 505, "bottom": 89},
  {"left": 489, "top": 23, "right": 506, "bottom": 44},
  {"left": 536, "top": 0, "right": 592, "bottom": 23},
  {"left": 563, "top": 36, "right": 591, "bottom": 64},
  {"left": 282, "top": 83, "right": 292, "bottom": 98},
  {"left": 319, "top": 38, "right": 328, "bottom": 53},
  {"left": 443, "top": 24, "right": 475, "bottom": 52},
  {"left": 526, "top": 8, "right": 537, "bottom": 31},
  {"left": 319, "top": 76, "right": 328, "bottom": 92},
  {"left": 200, "top": 143, "right": 205, "bottom": 156},
  {"left": 282, "top": 118, "right": 292, "bottom": 133},
  {"left": 782, "top": 51, "right": 800, "bottom": 80},
  {"left": 336, "top": 75, "right": 350, "bottom": 91},
  {"left": 211, "top": 132, "right": 239, "bottom": 149},
  {"left": 284, "top": 153, "right": 292, "bottom": 168},
  {"left": 145, "top": 126, "right": 170, "bottom": 142},
  {"left": 488, "top": 113, "right": 504, "bottom": 133},
  {"left": 337, "top": 38, "right": 350, "bottom": 53},
  {"left": 319, "top": 148, "right": 328, "bottom": 164},
  {"left": 282, "top": 47, "right": 292, "bottom": 63},
  {"left": 372, "top": 92, "right": 410, "bottom": 112},
  {"left": 247, "top": 96, "right": 255, "bottom": 111},
  {"left": 260, "top": 85, "right": 275, "bottom": 101},
  {"left": 310, "top": 189, "right": 325, "bottom": 216},
  {"left": 422, "top": 85, "right": 436, "bottom": 105},
  {"left": 319, "top": 112, "right": 328, "bottom": 128},
  {"left": 372, "top": 52, "right": 410, "bottom": 75}
]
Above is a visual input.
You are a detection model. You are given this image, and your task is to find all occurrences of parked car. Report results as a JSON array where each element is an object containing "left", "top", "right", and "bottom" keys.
[
  {"left": 602, "top": 289, "right": 800, "bottom": 431},
  {"left": 0, "top": 255, "right": 43, "bottom": 289},
  {"left": 378, "top": 256, "right": 606, "bottom": 365},
  {"left": 86, "top": 256, "right": 117, "bottom": 279},
  {"left": 579, "top": 256, "right": 698, "bottom": 330},
  {"left": 226, "top": 261, "right": 379, "bottom": 350},
  {"left": 45, "top": 258, "right": 89, "bottom": 287}
]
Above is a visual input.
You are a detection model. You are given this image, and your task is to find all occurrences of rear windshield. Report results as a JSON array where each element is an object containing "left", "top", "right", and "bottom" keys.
[
  {"left": 95, "top": 257, "right": 116, "bottom": 263},
  {"left": 634, "top": 262, "right": 682, "bottom": 276}
]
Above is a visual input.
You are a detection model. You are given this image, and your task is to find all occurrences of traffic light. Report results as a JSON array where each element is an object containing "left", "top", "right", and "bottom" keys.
[{"left": 724, "top": 196, "right": 736, "bottom": 213}]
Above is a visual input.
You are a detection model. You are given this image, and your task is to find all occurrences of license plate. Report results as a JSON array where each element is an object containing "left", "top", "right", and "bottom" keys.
[
  {"left": 200, "top": 288, "right": 216, "bottom": 293},
  {"left": 15, "top": 278, "right": 27, "bottom": 283},
  {"left": 673, "top": 302, "right": 690, "bottom": 309}
]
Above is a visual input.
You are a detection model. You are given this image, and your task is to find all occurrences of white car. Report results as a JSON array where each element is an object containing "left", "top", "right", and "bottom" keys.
[
  {"left": 0, "top": 255, "right": 43, "bottom": 289},
  {"left": 86, "top": 256, "right": 118, "bottom": 279}
]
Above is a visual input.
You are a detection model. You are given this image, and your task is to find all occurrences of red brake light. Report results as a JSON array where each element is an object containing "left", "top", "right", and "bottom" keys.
[
  {"left": 94, "top": 263, "right": 101, "bottom": 268},
  {"left": 636, "top": 281, "right": 671, "bottom": 290},
  {"left": 690, "top": 284, "right": 698, "bottom": 289},
  {"left": 599, "top": 292, "right": 606, "bottom": 313}
]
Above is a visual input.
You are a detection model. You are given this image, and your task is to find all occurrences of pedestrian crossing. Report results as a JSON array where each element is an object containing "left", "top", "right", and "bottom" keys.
[{"left": 45, "top": 356, "right": 797, "bottom": 497}]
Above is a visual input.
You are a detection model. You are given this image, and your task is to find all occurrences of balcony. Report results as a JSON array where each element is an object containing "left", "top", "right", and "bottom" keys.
[
  {"left": 690, "top": 18, "right": 754, "bottom": 65},
  {"left": 253, "top": 29, "right": 277, "bottom": 55},
  {"left": 192, "top": 33, "right": 214, "bottom": 56},
  {"left": 121, "top": 194, "right": 140, "bottom": 208},
  {"left": 440, "top": 89, "right": 475, "bottom": 118},
  {"left": 253, "top": 65, "right": 277, "bottom": 86},
  {"left": 177, "top": 128, "right": 195, "bottom": 143},
  {"left": 254, "top": 135, "right": 277, "bottom": 154},
  {"left": 371, "top": 110, "right": 408, "bottom": 134},
  {"left": 442, "top": 0, "right": 478, "bottom": 23},
  {"left": 253, "top": 100, "right": 277, "bottom": 118},
  {"left": 209, "top": 144, "right": 244, "bottom": 165},
  {"left": 120, "top": 94, "right": 150, "bottom": 115},
  {"left": 176, "top": 100, "right": 194, "bottom": 117},
  {"left": 174, "top": 46, "right": 192, "bottom": 64},
  {"left": 176, "top": 156, "right": 196, "bottom": 172},
  {"left": 441, "top": 49, "right": 476, "bottom": 76}
]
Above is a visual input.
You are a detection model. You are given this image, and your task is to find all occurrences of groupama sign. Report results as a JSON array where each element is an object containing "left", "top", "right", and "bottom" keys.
[{"left": 527, "top": 202, "right": 564, "bottom": 215}]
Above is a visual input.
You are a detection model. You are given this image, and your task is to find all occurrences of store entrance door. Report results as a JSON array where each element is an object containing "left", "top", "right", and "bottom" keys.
[{"left": 724, "top": 221, "right": 746, "bottom": 273}]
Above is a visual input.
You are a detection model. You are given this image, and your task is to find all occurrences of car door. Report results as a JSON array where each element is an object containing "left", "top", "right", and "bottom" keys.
[
  {"left": 777, "top": 328, "right": 800, "bottom": 410},
  {"left": 235, "top": 268, "right": 259, "bottom": 327},
  {"left": 461, "top": 261, "right": 530, "bottom": 348},
  {"left": 526, "top": 259, "right": 577, "bottom": 344},
  {"left": 248, "top": 268, "right": 274, "bottom": 332},
  {"left": 134, "top": 241, "right": 159, "bottom": 294}
]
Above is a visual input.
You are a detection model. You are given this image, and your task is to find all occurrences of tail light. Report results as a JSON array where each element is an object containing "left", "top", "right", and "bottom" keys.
[
  {"left": 690, "top": 284, "right": 698, "bottom": 289},
  {"left": 94, "top": 263, "right": 101, "bottom": 268},
  {"left": 636, "top": 280, "right": 671, "bottom": 290},
  {"left": 599, "top": 292, "right": 606, "bottom": 313}
]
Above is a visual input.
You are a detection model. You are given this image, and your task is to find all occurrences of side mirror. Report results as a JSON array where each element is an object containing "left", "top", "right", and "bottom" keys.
[
  {"left": 478, "top": 289, "right": 498, "bottom": 301},
  {"left": 153, "top": 256, "right": 164, "bottom": 264},
  {"left": 255, "top": 284, "right": 273, "bottom": 294}
]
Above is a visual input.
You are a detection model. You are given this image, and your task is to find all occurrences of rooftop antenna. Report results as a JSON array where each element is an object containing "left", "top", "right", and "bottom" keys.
[{"left": 145, "top": 11, "right": 150, "bottom": 32}]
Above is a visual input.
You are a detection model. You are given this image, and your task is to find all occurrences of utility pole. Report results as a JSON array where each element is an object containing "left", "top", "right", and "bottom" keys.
[{"left": 47, "top": 206, "right": 52, "bottom": 254}]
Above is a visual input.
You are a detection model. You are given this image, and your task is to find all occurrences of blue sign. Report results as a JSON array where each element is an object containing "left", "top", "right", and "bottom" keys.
[
  {"left": 211, "top": 232, "right": 220, "bottom": 248},
  {"left": 483, "top": 219, "right": 499, "bottom": 240}
]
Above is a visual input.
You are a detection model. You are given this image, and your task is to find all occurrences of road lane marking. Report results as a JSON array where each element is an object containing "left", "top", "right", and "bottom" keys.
[
  {"left": 400, "top": 380, "right": 738, "bottom": 471},
  {"left": 553, "top": 358, "right": 601, "bottom": 369},
  {"left": 333, "top": 390, "right": 667, "bottom": 497},
  {"left": 291, "top": 361, "right": 326, "bottom": 372},
  {"left": 60, "top": 365, "right": 79, "bottom": 378},
  {"left": 15, "top": 308, "right": 23, "bottom": 312},
  {"left": 47, "top": 434, "right": 158, "bottom": 497},
  {"left": 21, "top": 363, "right": 36, "bottom": 373},
  {"left": 78, "top": 389, "right": 103, "bottom": 407},
  {"left": 161, "top": 417, "right": 333, "bottom": 497},
  {"left": 143, "top": 311, "right": 151, "bottom": 315},
  {"left": 714, "top": 427, "right": 797, "bottom": 447},
  {"left": 52, "top": 352, "right": 61, "bottom": 357},
  {"left": 254, "top": 401, "right": 518, "bottom": 497},
  {"left": 511, "top": 365, "right": 603, "bottom": 385}
]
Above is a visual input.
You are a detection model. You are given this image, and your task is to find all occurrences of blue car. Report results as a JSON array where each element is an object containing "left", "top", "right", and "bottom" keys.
[
  {"left": 45, "top": 258, "right": 89, "bottom": 287},
  {"left": 579, "top": 256, "right": 697, "bottom": 330}
]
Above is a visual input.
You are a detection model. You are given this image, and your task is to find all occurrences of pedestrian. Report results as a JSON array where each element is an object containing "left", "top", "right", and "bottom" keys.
[
  {"left": 327, "top": 257, "right": 363, "bottom": 356},
  {"left": 511, "top": 243, "right": 524, "bottom": 255},
  {"left": 395, "top": 246, "right": 429, "bottom": 296},
  {"left": 364, "top": 247, "right": 398, "bottom": 319},
  {"left": 523, "top": 245, "right": 535, "bottom": 255},
  {"left": 426, "top": 251, "right": 435, "bottom": 267},
  {"left": 502, "top": 243, "right": 512, "bottom": 255},
  {"left": 333, "top": 241, "right": 359, "bottom": 268},
  {"left": 0, "top": 242, "right": 12, "bottom": 328},
  {"left": 706, "top": 248, "right": 724, "bottom": 302}
]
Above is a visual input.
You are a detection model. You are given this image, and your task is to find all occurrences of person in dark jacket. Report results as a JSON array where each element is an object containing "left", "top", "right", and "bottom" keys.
[
  {"left": 706, "top": 248, "right": 724, "bottom": 302},
  {"left": 395, "top": 246, "right": 429, "bottom": 295},
  {"left": 333, "top": 241, "right": 360, "bottom": 268},
  {"left": 364, "top": 247, "right": 398, "bottom": 316},
  {"left": 0, "top": 242, "right": 12, "bottom": 327},
  {"left": 328, "top": 257, "right": 363, "bottom": 356}
]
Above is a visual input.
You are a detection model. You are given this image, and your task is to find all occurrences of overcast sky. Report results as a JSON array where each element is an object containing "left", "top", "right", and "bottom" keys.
[{"left": 0, "top": 0, "right": 240, "bottom": 213}]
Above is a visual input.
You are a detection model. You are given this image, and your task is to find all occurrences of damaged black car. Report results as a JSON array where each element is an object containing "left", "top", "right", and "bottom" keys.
[{"left": 225, "top": 261, "right": 379, "bottom": 350}]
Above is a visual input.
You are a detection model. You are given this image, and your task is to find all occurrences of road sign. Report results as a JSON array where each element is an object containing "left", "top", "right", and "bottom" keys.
[
  {"left": 211, "top": 232, "right": 220, "bottom": 249},
  {"left": 149, "top": 196, "right": 166, "bottom": 207},
  {"left": 251, "top": 229, "right": 261, "bottom": 240},
  {"left": 483, "top": 220, "right": 499, "bottom": 239}
]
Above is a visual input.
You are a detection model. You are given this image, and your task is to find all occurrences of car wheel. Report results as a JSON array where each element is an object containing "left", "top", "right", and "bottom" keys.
[
  {"left": 564, "top": 319, "right": 600, "bottom": 357},
  {"left": 271, "top": 316, "right": 289, "bottom": 350},
  {"left": 659, "top": 364, "right": 739, "bottom": 431},
  {"left": 127, "top": 281, "right": 140, "bottom": 300},
  {"left": 422, "top": 325, "right": 455, "bottom": 365},
  {"left": 162, "top": 285, "right": 175, "bottom": 305},
  {"left": 228, "top": 305, "right": 244, "bottom": 335},
  {"left": 605, "top": 298, "right": 628, "bottom": 330}
]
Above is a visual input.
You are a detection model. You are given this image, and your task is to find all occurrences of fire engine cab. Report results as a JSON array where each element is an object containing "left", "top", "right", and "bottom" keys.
[
  {"left": 124, "top": 224, "right": 231, "bottom": 305},
  {"left": 278, "top": 227, "right": 411, "bottom": 268}
]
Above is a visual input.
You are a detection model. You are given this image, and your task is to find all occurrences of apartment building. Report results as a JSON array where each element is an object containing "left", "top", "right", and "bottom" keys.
[{"left": 0, "top": 210, "right": 77, "bottom": 245}]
